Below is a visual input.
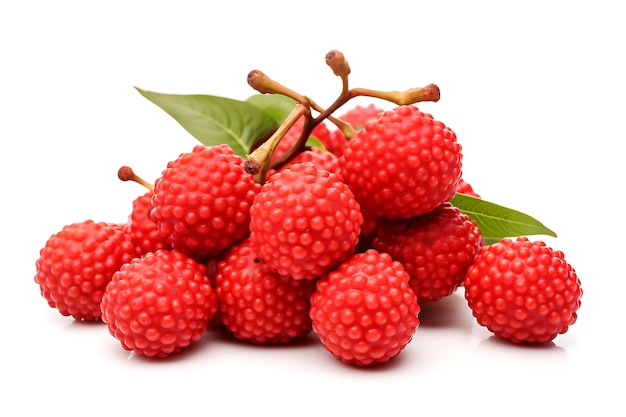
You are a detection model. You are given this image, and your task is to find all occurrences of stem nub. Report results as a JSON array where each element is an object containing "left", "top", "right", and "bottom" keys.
[
  {"left": 325, "top": 50, "right": 351, "bottom": 78},
  {"left": 247, "top": 69, "right": 309, "bottom": 104},
  {"left": 245, "top": 50, "right": 443, "bottom": 181},
  {"left": 118, "top": 166, "right": 154, "bottom": 192}
]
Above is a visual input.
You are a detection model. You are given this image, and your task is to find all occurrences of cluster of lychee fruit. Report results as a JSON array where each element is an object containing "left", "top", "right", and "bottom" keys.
[{"left": 34, "top": 50, "right": 582, "bottom": 366}]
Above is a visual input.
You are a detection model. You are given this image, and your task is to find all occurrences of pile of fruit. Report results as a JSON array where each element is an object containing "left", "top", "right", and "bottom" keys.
[{"left": 34, "top": 50, "right": 582, "bottom": 366}]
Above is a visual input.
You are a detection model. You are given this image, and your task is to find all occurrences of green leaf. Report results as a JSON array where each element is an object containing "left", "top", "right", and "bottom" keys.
[
  {"left": 450, "top": 193, "right": 557, "bottom": 245},
  {"left": 306, "top": 136, "right": 328, "bottom": 152},
  {"left": 245, "top": 94, "right": 297, "bottom": 124},
  {"left": 136, "top": 88, "right": 278, "bottom": 158}
]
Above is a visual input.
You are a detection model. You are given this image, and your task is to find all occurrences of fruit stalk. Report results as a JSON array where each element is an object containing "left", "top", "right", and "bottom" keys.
[
  {"left": 117, "top": 165, "right": 154, "bottom": 192},
  {"left": 244, "top": 102, "right": 310, "bottom": 182},
  {"left": 247, "top": 69, "right": 309, "bottom": 105},
  {"left": 247, "top": 51, "right": 441, "bottom": 182},
  {"left": 314, "top": 51, "right": 440, "bottom": 129},
  {"left": 350, "top": 84, "right": 441, "bottom": 105}
]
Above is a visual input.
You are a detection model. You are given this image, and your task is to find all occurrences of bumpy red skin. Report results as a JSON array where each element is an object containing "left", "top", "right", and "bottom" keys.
[
  {"left": 373, "top": 203, "right": 483, "bottom": 303},
  {"left": 249, "top": 162, "right": 363, "bottom": 280},
  {"left": 150, "top": 144, "right": 261, "bottom": 262},
  {"left": 310, "top": 249, "right": 420, "bottom": 367},
  {"left": 322, "top": 129, "right": 348, "bottom": 157},
  {"left": 101, "top": 249, "right": 217, "bottom": 358},
  {"left": 326, "top": 104, "right": 384, "bottom": 158},
  {"left": 456, "top": 178, "right": 481, "bottom": 198},
  {"left": 464, "top": 237, "right": 582, "bottom": 343},
  {"left": 213, "top": 238, "right": 316, "bottom": 344},
  {"left": 339, "top": 105, "right": 462, "bottom": 219},
  {"left": 124, "top": 191, "right": 172, "bottom": 257},
  {"left": 267, "top": 147, "right": 341, "bottom": 181},
  {"left": 339, "top": 103, "right": 385, "bottom": 131},
  {"left": 34, "top": 220, "right": 135, "bottom": 321}
]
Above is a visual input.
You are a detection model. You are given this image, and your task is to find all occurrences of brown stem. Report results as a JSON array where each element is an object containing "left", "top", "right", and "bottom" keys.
[
  {"left": 311, "top": 83, "right": 440, "bottom": 132},
  {"left": 350, "top": 83, "right": 441, "bottom": 105},
  {"left": 268, "top": 113, "right": 315, "bottom": 172},
  {"left": 333, "top": 117, "right": 359, "bottom": 140},
  {"left": 247, "top": 70, "right": 309, "bottom": 104},
  {"left": 302, "top": 96, "right": 353, "bottom": 139},
  {"left": 118, "top": 166, "right": 153, "bottom": 192},
  {"left": 325, "top": 50, "right": 350, "bottom": 95},
  {"left": 245, "top": 103, "right": 310, "bottom": 183}
]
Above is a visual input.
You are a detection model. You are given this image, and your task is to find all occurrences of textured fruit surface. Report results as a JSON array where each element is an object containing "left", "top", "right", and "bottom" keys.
[
  {"left": 101, "top": 249, "right": 217, "bottom": 358},
  {"left": 339, "top": 103, "right": 384, "bottom": 131},
  {"left": 213, "top": 238, "right": 316, "bottom": 344},
  {"left": 124, "top": 191, "right": 172, "bottom": 257},
  {"left": 150, "top": 144, "right": 261, "bottom": 261},
  {"left": 464, "top": 237, "right": 582, "bottom": 343},
  {"left": 34, "top": 220, "right": 136, "bottom": 321},
  {"left": 456, "top": 178, "right": 481, "bottom": 198},
  {"left": 249, "top": 162, "right": 363, "bottom": 280},
  {"left": 373, "top": 203, "right": 483, "bottom": 303},
  {"left": 267, "top": 147, "right": 341, "bottom": 180},
  {"left": 325, "top": 104, "right": 384, "bottom": 159},
  {"left": 310, "top": 249, "right": 420, "bottom": 366},
  {"left": 339, "top": 105, "right": 462, "bottom": 219},
  {"left": 321, "top": 128, "right": 348, "bottom": 157}
]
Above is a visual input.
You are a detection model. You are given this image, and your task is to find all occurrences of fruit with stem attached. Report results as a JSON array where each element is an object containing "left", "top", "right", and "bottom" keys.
[
  {"left": 150, "top": 144, "right": 261, "bottom": 262},
  {"left": 118, "top": 166, "right": 171, "bottom": 257},
  {"left": 249, "top": 162, "right": 362, "bottom": 280}
]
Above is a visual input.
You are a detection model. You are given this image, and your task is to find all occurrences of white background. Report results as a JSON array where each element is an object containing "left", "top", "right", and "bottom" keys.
[{"left": 1, "top": 1, "right": 624, "bottom": 415}]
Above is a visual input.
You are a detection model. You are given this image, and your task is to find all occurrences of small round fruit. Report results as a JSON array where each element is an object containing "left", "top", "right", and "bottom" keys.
[
  {"left": 249, "top": 162, "right": 362, "bottom": 280},
  {"left": 464, "top": 237, "right": 582, "bottom": 343},
  {"left": 372, "top": 203, "right": 483, "bottom": 303},
  {"left": 100, "top": 249, "right": 218, "bottom": 358},
  {"left": 310, "top": 249, "right": 420, "bottom": 367},
  {"left": 150, "top": 144, "right": 261, "bottom": 262},
  {"left": 213, "top": 238, "right": 316, "bottom": 344},
  {"left": 34, "top": 220, "right": 135, "bottom": 321},
  {"left": 339, "top": 105, "right": 462, "bottom": 219}
]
